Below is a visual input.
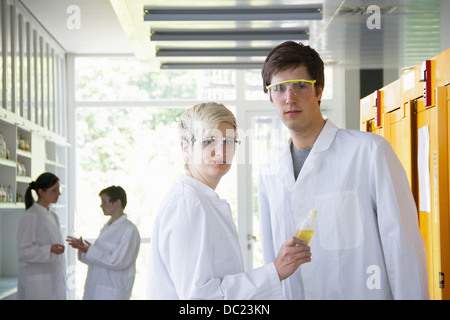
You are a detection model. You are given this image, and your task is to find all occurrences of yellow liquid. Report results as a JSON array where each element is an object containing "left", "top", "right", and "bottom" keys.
[{"left": 295, "top": 230, "right": 314, "bottom": 244}]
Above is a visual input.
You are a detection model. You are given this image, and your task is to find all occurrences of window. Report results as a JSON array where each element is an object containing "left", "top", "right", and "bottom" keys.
[
  {"left": 75, "top": 105, "right": 238, "bottom": 299},
  {"left": 74, "top": 58, "right": 236, "bottom": 102},
  {"left": 250, "top": 114, "right": 290, "bottom": 268},
  {"left": 73, "top": 57, "right": 239, "bottom": 299},
  {"left": 75, "top": 106, "right": 184, "bottom": 299},
  {"left": 245, "top": 69, "right": 266, "bottom": 100}
]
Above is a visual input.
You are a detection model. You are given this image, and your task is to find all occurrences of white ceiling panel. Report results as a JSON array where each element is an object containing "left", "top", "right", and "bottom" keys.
[{"left": 19, "top": 0, "right": 444, "bottom": 70}]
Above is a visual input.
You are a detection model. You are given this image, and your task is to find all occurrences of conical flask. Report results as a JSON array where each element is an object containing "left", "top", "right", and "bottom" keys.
[{"left": 294, "top": 209, "right": 317, "bottom": 244}]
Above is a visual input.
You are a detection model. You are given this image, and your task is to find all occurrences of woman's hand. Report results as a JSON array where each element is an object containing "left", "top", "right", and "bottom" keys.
[
  {"left": 274, "top": 237, "right": 311, "bottom": 281},
  {"left": 50, "top": 244, "right": 65, "bottom": 255}
]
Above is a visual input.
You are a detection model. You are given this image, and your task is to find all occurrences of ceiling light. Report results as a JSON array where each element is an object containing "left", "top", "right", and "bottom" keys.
[
  {"left": 160, "top": 62, "right": 263, "bottom": 69},
  {"left": 143, "top": 5, "right": 323, "bottom": 22},
  {"left": 150, "top": 29, "right": 309, "bottom": 41},
  {"left": 155, "top": 48, "right": 272, "bottom": 57}
]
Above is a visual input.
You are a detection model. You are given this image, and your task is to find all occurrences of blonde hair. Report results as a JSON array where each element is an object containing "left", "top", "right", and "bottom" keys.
[
  {"left": 178, "top": 102, "right": 237, "bottom": 168},
  {"left": 178, "top": 102, "right": 237, "bottom": 144}
]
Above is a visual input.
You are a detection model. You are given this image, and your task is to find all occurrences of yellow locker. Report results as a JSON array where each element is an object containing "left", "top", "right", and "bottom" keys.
[
  {"left": 415, "top": 91, "right": 449, "bottom": 300},
  {"left": 360, "top": 48, "right": 450, "bottom": 300},
  {"left": 360, "top": 90, "right": 385, "bottom": 136},
  {"left": 360, "top": 90, "right": 378, "bottom": 132}
]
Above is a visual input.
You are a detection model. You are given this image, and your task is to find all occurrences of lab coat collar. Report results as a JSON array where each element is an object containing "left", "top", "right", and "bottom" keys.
[
  {"left": 180, "top": 174, "right": 221, "bottom": 199},
  {"left": 284, "top": 119, "right": 338, "bottom": 155},
  {"left": 97, "top": 214, "right": 128, "bottom": 243},
  {"left": 294, "top": 119, "right": 338, "bottom": 182},
  {"left": 32, "top": 202, "right": 52, "bottom": 214},
  {"left": 277, "top": 143, "right": 295, "bottom": 186},
  {"left": 273, "top": 119, "right": 338, "bottom": 183},
  {"left": 106, "top": 214, "right": 127, "bottom": 227},
  {"left": 31, "top": 202, "right": 59, "bottom": 236},
  {"left": 311, "top": 119, "right": 339, "bottom": 154}
]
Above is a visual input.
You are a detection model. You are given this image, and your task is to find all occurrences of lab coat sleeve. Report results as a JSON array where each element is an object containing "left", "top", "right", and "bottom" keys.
[
  {"left": 17, "top": 212, "right": 52, "bottom": 263},
  {"left": 79, "top": 224, "right": 140, "bottom": 271},
  {"left": 370, "top": 138, "right": 429, "bottom": 299},
  {"left": 159, "top": 197, "right": 282, "bottom": 300},
  {"left": 258, "top": 171, "right": 276, "bottom": 265}
]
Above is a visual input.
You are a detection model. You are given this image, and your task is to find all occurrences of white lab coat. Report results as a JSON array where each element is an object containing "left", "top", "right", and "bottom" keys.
[
  {"left": 17, "top": 203, "right": 67, "bottom": 300},
  {"left": 258, "top": 119, "right": 429, "bottom": 300},
  {"left": 147, "top": 175, "right": 282, "bottom": 299},
  {"left": 78, "top": 214, "right": 140, "bottom": 300}
]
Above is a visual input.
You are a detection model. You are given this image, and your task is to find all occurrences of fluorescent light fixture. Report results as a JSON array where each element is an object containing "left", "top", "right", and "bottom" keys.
[
  {"left": 156, "top": 48, "right": 272, "bottom": 57},
  {"left": 150, "top": 29, "right": 309, "bottom": 41},
  {"left": 143, "top": 5, "right": 323, "bottom": 22},
  {"left": 160, "top": 62, "right": 263, "bottom": 69}
]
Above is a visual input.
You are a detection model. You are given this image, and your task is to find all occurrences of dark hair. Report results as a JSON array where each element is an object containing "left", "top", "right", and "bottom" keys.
[
  {"left": 262, "top": 41, "right": 325, "bottom": 95},
  {"left": 25, "top": 172, "right": 60, "bottom": 209},
  {"left": 99, "top": 185, "right": 127, "bottom": 209}
]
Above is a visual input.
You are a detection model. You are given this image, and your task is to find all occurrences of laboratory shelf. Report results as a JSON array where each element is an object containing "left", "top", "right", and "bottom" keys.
[{"left": 0, "top": 277, "right": 17, "bottom": 300}]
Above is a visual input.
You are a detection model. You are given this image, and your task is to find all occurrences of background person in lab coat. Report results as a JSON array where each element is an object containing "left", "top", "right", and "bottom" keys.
[
  {"left": 17, "top": 172, "right": 66, "bottom": 300},
  {"left": 258, "top": 41, "right": 429, "bottom": 299},
  {"left": 67, "top": 185, "right": 140, "bottom": 299},
  {"left": 147, "top": 102, "right": 311, "bottom": 300}
]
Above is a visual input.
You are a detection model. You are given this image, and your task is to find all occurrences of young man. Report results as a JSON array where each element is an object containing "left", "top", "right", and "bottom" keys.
[
  {"left": 258, "top": 41, "right": 429, "bottom": 299},
  {"left": 67, "top": 186, "right": 140, "bottom": 299}
]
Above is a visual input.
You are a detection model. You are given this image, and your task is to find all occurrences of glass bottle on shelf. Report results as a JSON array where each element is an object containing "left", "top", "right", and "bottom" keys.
[
  {"left": 18, "top": 134, "right": 25, "bottom": 150},
  {"left": 16, "top": 191, "right": 23, "bottom": 203},
  {"left": 0, "top": 132, "right": 7, "bottom": 158},
  {"left": 24, "top": 139, "right": 30, "bottom": 151},
  {"left": 17, "top": 161, "right": 26, "bottom": 176},
  {"left": 7, "top": 185, "right": 13, "bottom": 202},
  {"left": 0, "top": 185, "right": 6, "bottom": 202}
]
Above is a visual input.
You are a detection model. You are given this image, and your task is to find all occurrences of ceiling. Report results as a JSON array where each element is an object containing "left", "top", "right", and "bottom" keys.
[{"left": 21, "top": 0, "right": 444, "bottom": 71}]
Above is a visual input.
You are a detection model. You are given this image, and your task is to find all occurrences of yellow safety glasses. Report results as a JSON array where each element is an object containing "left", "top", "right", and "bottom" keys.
[{"left": 266, "top": 79, "right": 317, "bottom": 99}]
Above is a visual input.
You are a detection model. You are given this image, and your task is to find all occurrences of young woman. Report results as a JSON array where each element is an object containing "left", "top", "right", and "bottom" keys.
[
  {"left": 147, "top": 102, "right": 311, "bottom": 299},
  {"left": 17, "top": 172, "right": 66, "bottom": 300}
]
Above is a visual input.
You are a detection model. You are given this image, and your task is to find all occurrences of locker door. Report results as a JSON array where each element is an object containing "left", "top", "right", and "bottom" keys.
[
  {"left": 415, "top": 98, "right": 437, "bottom": 299},
  {"left": 438, "top": 85, "right": 450, "bottom": 300},
  {"left": 415, "top": 86, "right": 449, "bottom": 300},
  {"left": 385, "top": 104, "right": 414, "bottom": 189}
]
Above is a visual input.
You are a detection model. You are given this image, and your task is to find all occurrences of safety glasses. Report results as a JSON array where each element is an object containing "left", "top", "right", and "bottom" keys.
[{"left": 266, "top": 79, "right": 316, "bottom": 99}]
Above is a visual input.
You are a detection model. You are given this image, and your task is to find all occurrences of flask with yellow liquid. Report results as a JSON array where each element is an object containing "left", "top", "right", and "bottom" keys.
[{"left": 294, "top": 209, "right": 317, "bottom": 244}]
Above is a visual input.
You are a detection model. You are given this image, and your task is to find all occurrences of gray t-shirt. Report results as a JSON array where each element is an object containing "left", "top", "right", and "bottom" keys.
[{"left": 291, "top": 143, "right": 312, "bottom": 180}]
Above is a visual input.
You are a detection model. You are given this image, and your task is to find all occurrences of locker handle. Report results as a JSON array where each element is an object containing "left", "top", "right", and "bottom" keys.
[
  {"left": 375, "top": 90, "right": 381, "bottom": 127},
  {"left": 420, "top": 60, "right": 432, "bottom": 107}
]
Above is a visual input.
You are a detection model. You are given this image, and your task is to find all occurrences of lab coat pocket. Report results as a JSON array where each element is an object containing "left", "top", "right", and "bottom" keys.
[{"left": 315, "top": 190, "right": 363, "bottom": 250}]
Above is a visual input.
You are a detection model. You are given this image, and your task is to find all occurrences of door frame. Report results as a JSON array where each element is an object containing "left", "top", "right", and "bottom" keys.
[{"left": 237, "top": 108, "right": 281, "bottom": 270}]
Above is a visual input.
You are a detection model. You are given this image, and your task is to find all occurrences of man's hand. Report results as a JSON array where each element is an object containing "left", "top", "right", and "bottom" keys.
[
  {"left": 66, "top": 236, "right": 91, "bottom": 253},
  {"left": 274, "top": 237, "right": 311, "bottom": 281}
]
